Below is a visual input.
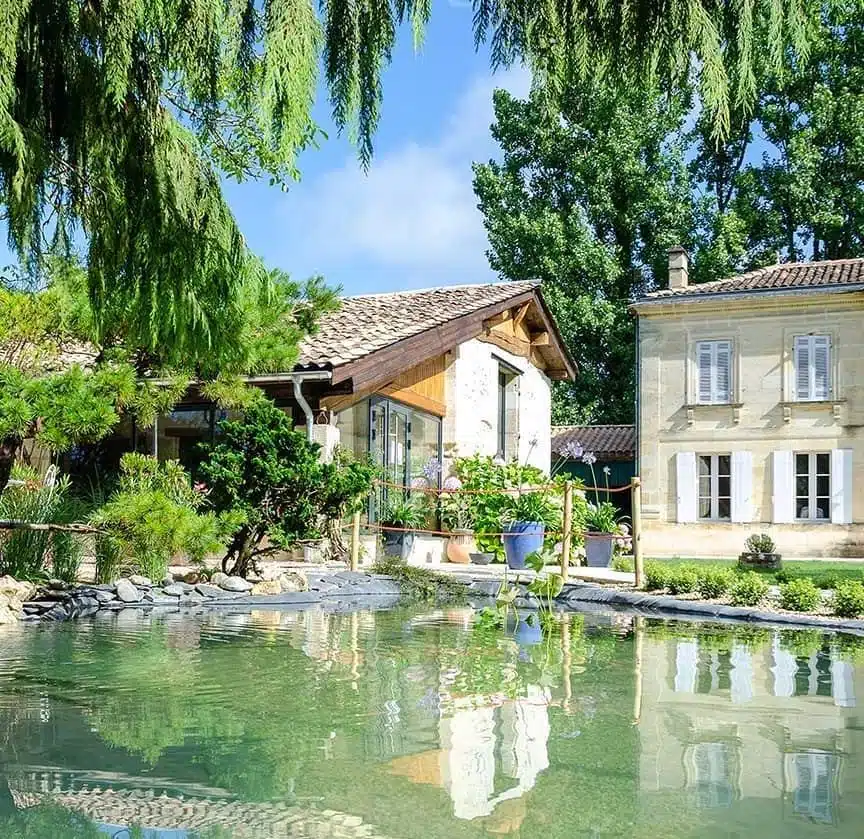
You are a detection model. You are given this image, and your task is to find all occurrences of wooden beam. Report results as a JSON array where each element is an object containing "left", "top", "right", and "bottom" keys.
[
  {"left": 531, "top": 330, "right": 550, "bottom": 347},
  {"left": 513, "top": 302, "right": 531, "bottom": 330}
]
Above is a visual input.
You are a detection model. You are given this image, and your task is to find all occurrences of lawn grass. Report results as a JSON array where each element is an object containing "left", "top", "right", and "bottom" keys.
[{"left": 613, "top": 556, "right": 864, "bottom": 589}]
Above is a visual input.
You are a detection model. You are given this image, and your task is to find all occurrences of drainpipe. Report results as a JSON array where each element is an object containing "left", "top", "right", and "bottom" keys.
[{"left": 290, "top": 371, "right": 333, "bottom": 442}]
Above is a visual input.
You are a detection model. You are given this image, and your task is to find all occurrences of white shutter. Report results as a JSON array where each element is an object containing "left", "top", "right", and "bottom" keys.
[
  {"left": 676, "top": 451, "right": 698, "bottom": 523},
  {"left": 794, "top": 336, "right": 811, "bottom": 400},
  {"left": 731, "top": 450, "right": 753, "bottom": 523},
  {"left": 813, "top": 336, "right": 831, "bottom": 400},
  {"left": 716, "top": 341, "right": 732, "bottom": 403},
  {"left": 772, "top": 450, "right": 795, "bottom": 523},
  {"left": 697, "top": 343, "right": 713, "bottom": 403},
  {"left": 831, "top": 448, "right": 853, "bottom": 525}
]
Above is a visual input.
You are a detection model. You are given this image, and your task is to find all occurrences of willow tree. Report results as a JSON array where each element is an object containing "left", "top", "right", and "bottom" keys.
[{"left": 1, "top": 0, "right": 825, "bottom": 362}]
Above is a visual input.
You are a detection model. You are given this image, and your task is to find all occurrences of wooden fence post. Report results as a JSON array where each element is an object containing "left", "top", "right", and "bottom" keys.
[
  {"left": 350, "top": 511, "right": 361, "bottom": 571},
  {"left": 561, "top": 480, "right": 573, "bottom": 580},
  {"left": 631, "top": 477, "right": 643, "bottom": 588}
]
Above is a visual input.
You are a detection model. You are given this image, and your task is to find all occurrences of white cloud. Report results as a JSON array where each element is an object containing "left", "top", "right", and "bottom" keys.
[{"left": 284, "top": 66, "right": 531, "bottom": 282}]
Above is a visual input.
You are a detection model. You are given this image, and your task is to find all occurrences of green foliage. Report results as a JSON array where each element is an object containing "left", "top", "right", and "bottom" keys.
[
  {"left": 745, "top": 533, "right": 776, "bottom": 554},
  {"left": 666, "top": 564, "right": 700, "bottom": 595},
  {"left": 379, "top": 497, "right": 427, "bottom": 529},
  {"left": 451, "top": 455, "right": 551, "bottom": 556},
  {"left": 643, "top": 561, "right": 671, "bottom": 591},
  {"left": 370, "top": 556, "right": 467, "bottom": 603},
  {"left": 0, "top": 464, "right": 83, "bottom": 581},
  {"left": 90, "top": 453, "right": 225, "bottom": 581},
  {"left": 0, "top": 0, "right": 812, "bottom": 361},
  {"left": 199, "top": 401, "right": 374, "bottom": 576},
  {"left": 475, "top": 8, "right": 864, "bottom": 424},
  {"left": 832, "top": 580, "right": 864, "bottom": 618},
  {"left": 779, "top": 578, "right": 821, "bottom": 612},
  {"left": 500, "top": 490, "right": 561, "bottom": 529},
  {"left": 584, "top": 501, "right": 621, "bottom": 534},
  {"left": 697, "top": 566, "right": 734, "bottom": 599},
  {"left": 729, "top": 571, "right": 769, "bottom": 607}
]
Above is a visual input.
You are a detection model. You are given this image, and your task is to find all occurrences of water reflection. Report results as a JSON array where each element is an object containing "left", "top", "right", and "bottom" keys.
[{"left": 0, "top": 609, "right": 863, "bottom": 837}]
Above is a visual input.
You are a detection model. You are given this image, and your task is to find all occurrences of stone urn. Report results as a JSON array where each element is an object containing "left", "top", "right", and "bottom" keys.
[{"left": 738, "top": 552, "right": 782, "bottom": 570}]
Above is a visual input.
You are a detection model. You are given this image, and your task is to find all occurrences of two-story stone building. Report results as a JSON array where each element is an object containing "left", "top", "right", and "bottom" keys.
[{"left": 632, "top": 251, "right": 864, "bottom": 558}]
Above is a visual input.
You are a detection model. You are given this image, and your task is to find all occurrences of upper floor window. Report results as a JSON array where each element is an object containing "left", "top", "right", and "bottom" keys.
[
  {"left": 696, "top": 340, "right": 732, "bottom": 404},
  {"left": 793, "top": 335, "right": 831, "bottom": 401}
]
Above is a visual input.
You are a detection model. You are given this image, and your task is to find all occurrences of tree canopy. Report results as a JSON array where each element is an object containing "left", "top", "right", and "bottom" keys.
[
  {"left": 0, "top": 0, "right": 829, "bottom": 365},
  {"left": 475, "top": 2, "right": 864, "bottom": 425}
]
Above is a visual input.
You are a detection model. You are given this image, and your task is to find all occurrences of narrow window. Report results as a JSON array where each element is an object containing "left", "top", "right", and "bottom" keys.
[
  {"left": 696, "top": 341, "right": 732, "bottom": 404},
  {"left": 794, "top": 335, "right": 831, "bottom": 401},
  {"left": 698, "top": 454, "right": 731, "bottom": 520},
  {"left": 497, "top": 369, "right": 507, "bottom": 459}
]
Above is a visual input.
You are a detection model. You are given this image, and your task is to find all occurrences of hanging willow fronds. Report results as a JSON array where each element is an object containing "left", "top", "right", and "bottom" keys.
[{"left": 0, "top": 0, "right": 829, "bottom": 364}]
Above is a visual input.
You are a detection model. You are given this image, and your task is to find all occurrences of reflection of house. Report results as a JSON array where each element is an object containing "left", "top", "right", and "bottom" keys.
[
  {"left": 388, "top": 683, "right": 551, "bottom": 826},
  {"left": 637, "top": 632, "right": 864, "bottom": 828}
]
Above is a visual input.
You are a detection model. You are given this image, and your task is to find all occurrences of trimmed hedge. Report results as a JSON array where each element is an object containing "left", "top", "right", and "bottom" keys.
[
  {"left": 778, "top": 578, "right": 821, "bottom": 613},
  {"left": 729, "top": 572, "right": 769, "bottom": 607},
  {"left": 832, "top": 580, "right": 864, "bottom": 618}
]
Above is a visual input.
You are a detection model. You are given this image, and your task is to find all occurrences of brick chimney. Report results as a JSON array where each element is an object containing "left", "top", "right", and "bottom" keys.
[{"left": 668, "top": 246, "right": 689, "bottom": 290}]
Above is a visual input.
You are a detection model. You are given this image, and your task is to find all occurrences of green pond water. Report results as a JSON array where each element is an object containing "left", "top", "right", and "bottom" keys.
[{"left": 1, "top": 606, "right": 864, "bottom": 838}]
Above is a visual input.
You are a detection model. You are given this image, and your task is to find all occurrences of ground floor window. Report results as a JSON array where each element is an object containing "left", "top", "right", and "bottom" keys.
[
  {"left": 795, "top": 452, "right": 831, "bottom": 520},
  {"left": 698, "top": 454, "right": 731, "bottom": 520},
  {"left": 336, "top": 397, "right": 442, "bottom": 520}
]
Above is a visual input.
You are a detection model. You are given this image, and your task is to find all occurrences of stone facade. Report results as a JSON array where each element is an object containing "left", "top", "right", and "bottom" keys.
[
  {"left": 442, "top": 338, "right": 551, "bottom": 472},
  {"left": 636, "top": 274, "right": 864, "bottom": 558}
]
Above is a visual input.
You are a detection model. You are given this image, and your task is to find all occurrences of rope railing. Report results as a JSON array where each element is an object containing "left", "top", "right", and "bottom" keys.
[{"left": 372, "top": 478, "right": 631, "bottom": 495}]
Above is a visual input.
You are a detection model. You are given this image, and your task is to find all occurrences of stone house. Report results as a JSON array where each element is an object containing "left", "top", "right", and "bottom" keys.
[
  {"left": 114, "top": 281, "right": 574, "bottom": 560},
  {"left": 632, "top": 251, "right": 864, "bottom": 558}
]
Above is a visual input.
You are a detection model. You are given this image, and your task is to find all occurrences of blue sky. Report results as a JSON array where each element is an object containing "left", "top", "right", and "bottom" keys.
[{"left": 0, "top": 4, "right": 528, "bottom": 297}]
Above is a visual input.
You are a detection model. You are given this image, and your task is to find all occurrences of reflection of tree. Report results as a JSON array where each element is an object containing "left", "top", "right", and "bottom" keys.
[{"left": 0, "top": 804, "right": 101, "bottom": 839}]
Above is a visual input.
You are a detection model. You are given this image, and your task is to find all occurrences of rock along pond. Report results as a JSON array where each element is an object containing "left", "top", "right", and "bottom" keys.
[{"left": 1, "top": 605, "right": 864, "bottom": 838}]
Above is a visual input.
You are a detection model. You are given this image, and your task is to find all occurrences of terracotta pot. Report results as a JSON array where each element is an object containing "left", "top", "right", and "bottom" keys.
[{"left": 446, "top": 529, "right": 475, "bottom": 563}]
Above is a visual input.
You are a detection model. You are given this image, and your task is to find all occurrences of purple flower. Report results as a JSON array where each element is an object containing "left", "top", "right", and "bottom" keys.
[
  {"left": 582, "top": 451, "right": 597, "bottom": 466},
  {"left": 560, "top": 441, "right": 584, "bottom": 460},
  {"left": 443, "top": 475, "right": 463, "bottom": 492},
  {"left": 422, "top": 457, "right": 443, "bottom": 482},
  {"left": 602, "top": 465, "right": 611, "bottom": 475},
  {"left": 411, "top": 476, "right": 430, "bottom": 490}
]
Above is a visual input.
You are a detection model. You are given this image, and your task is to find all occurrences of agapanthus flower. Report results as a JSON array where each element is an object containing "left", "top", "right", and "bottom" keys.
[
  {"left": 582, "top": 451, "right": 597, "bottom": 466},
  {"left": 602, "top": 465, "right": 611, "bottom": 475},
  {"left": 443, "top": 475, "right": 463, "bottom": 492},
  {"left": 411, "top": 476, "right": 430, "bottom": 490},
  {"left": 560, "top": 441, "right": 584, "bottom": 460},
  {"left": 423, "top": 457, "right": 443, "bottom": 482}
]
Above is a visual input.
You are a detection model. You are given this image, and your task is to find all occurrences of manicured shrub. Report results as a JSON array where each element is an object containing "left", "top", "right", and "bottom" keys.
[
  {"left": 779, "top": 578, "right": 821, "bottom": 612},
  {"left": 643, "top": 561, "right": 671, "bottom": 591},
  {"left": 667, "top": 564, "right": 699, "bottom": 595},
  {"left": 729, "top": 572, "right": 769, "bottom": 607},
  {"left": 745, "top": 533, "right": 776, "bottom": 554},
  {"left": 697, "top": 566, "right": 734, "bottom": 599},
  {"left": 832, "top": 580, "right": 864, "bottom": 618}
]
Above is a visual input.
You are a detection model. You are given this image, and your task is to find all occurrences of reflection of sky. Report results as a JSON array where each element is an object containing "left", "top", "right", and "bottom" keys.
[{"left": 99, "top": 825, "right": 191, "bottom": 839}]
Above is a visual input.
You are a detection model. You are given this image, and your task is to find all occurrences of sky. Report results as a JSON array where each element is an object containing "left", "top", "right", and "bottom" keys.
[{"left": 0, "top": 4, "right": 528, "bottom": 298}]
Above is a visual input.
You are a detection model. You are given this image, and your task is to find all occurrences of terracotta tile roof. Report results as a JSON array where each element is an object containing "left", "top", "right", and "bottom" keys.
[
  {"left": 297, "top": 281, "right": 540, "bottom": 369},
  {"left": 642, "top": 257, "right": 864, "bottom": 300},
  {"left": 551, "top": 425, "right": 636, "bottom": 459}
]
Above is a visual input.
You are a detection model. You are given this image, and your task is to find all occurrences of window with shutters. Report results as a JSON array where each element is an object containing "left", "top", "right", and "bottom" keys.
[
  {"left": 793, "top": 335, "right": 831, "bottom": 401},
  {"left": 795, "top": 452, "right": 831, "bottom": 521},
  {"left": 698, "top": 454, "right": 731, "bottom": 520},
  {"left": 695, "top": 340, "right": 733, "bottom": 404}
]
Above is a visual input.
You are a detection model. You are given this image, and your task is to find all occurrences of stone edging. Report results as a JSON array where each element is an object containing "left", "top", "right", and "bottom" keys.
[
  {"left": 22, "top": 571, "right": 403, "bottom": 622},
  {"left": 462, "top": 576, "right": 864, "bottom": 634}
]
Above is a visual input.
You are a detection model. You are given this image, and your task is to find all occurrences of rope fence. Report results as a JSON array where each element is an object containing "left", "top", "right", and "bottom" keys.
[{"left": 373, "top": 479, "right": 631, "bottom": 495}]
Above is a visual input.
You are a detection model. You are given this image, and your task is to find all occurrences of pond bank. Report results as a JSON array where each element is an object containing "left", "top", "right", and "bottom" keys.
[{"left": 13, "top": 567, "right": 864, "bottom": 634}]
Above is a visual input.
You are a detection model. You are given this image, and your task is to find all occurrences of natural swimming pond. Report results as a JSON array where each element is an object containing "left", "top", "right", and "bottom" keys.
[{"left": 0, "top": 607, "right": 863, "bottom": 838}]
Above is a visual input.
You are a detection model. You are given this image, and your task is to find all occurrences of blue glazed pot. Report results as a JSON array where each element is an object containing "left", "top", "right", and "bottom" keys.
[
  {"left": 502, "top": 521, "right": 545, "bottom": 570},
  {"left": 507, "top": 611, "right": 543, "bottom": 646}
]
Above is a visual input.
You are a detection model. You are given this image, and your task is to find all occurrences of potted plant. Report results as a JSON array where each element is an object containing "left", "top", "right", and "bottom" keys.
[
  {"left": 440, "top": 485, "right": 475, "bottom": 564},
  {"left": 739, "top": 533, "right": 782, "bottom": 570},
  {"left": 584, "top": 501, "right": 622, "bottom": 568},
  {"left": 500, "top": 490, "right": 559, "bottom": 570},
  {"left": 379, "top": 497, "right": 426, "bottom": 561}
]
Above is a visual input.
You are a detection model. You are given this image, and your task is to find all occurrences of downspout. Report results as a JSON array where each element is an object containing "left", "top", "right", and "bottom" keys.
[{"left": 291, "top": 375, "right": 316, "bottom": 442}]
